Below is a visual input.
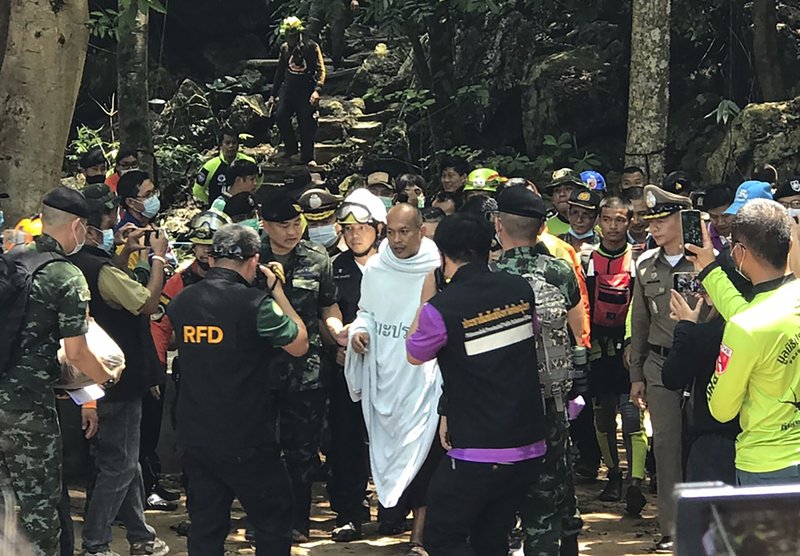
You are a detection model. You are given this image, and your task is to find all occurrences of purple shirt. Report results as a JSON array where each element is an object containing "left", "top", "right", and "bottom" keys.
[{"left": 406, "top": 303, "right": 547, "bottom": 465}]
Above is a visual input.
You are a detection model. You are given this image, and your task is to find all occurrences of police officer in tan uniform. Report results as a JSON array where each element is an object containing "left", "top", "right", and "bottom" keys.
[{"left": 627, "top": 184, "right": 702, "bottom": 553}]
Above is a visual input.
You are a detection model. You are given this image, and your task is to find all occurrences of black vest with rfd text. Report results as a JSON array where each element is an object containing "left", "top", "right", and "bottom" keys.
[{"left": 427, "top": 263, "right": 546, "bottom": 449}]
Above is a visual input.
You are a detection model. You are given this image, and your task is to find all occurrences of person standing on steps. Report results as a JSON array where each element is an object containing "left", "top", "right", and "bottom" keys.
[
  {"left": 306, "top": 0, "right": 360, "bottom": 70},
  {"left": 193, "top": 127, "right": 257, "bottom": 207},
  {"left": 269, "top": 16, "right": 326, "bottom": 167}
]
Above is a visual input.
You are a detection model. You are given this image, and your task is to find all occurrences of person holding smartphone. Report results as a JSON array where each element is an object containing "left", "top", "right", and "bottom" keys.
[{"left": 627, "top": 184, "right": 702, "bottom": 553}]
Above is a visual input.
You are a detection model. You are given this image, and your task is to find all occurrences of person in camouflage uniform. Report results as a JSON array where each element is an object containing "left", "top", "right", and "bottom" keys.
[
  {"left": 259, "top": 190, "right": 343, "bottom": 542},
  {"left": 306, "top": 0, "right": 359, "bottom": 68},
  {"left": 0, "top": 187, "right": 115, "bottom": 556},
  {"left": 491, "top": 185, "right": 585, "bottom": 556}
]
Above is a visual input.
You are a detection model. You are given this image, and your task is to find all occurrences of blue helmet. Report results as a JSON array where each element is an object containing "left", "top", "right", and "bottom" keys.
[{"left": 581, "top": 170, "right": 606, "bottom": 192}]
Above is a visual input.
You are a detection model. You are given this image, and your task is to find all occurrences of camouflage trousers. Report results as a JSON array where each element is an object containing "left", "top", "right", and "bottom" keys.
[
  {"left": 276, "top": 388, "right": 327, "bottom": 535},
  {"left": 520, "top": 399, "right": 583, "bottom": 555},
  {"left": 0, "top": 402, "right": 62, "bottom": 556}
]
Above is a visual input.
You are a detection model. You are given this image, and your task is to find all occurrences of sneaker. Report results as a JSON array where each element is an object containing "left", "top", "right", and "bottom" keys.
[
  {"left": 153, "top": 483, "right": 180, "bottom": 502},
  {"left": 332, "top": 521, "right": 362, "bottom": 542},
  {"left": 145, "top": 493, "right": 178, "bottom": 512},
  {"left": 292, "top": 529, "right": 309, "bottom": 544},
  {"left": 130, "top": 537, "right": 169, "bottom": 556},
  {"left": 170, "top": 520, "right": 190, "bottom": 537},
  {"left": 83, "top": 550, "right": 121, "bottom": 556},
  {"left": 625, "top": 481, "right": 647, "bottom": 516},
  {"left": 598, "top": 468, "right": 623, "bottom": 501}
]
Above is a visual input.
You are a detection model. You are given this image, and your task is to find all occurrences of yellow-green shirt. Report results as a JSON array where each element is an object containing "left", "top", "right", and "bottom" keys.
[{"left": 706, "top": 273, "right": 800, "bottom": 473}]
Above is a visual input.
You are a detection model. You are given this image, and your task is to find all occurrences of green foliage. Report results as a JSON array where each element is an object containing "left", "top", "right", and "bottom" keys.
[
  {"left": 89, "top": 0, "right": 167, "bottom": 39},
  {"left": 364, "top": 87, "right": 436, "bottom": 113},
  {"left": 66, "top": 125, "right": 119, "bottom": 166},
  {"left": 705, "top": 99, "right": 741, "bottom": 126},
  {"left": 154, "top": 138, "right": 205, "bottom": 201}
]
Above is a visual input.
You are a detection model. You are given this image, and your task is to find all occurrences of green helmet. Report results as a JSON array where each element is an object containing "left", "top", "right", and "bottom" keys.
[
  {"left": 280, "top": 16, "right": 305, "bottom": 35},
  {"left": 464, "top": 168, "right": 505, "bottom": 193},
  {"left": 188, "top": 210, "right": 232, "bottom": 245}
]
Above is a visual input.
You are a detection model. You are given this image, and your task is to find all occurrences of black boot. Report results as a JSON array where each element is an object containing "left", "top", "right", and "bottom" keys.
[
  {"left": 598, "top": 468, "right": 623, "bottom": 501},
  {"left": 560, "top": 534, "right": 579, "bottom": 556},
  {"left": 625, "top": 478, "right": 647, "bottom": 516}
]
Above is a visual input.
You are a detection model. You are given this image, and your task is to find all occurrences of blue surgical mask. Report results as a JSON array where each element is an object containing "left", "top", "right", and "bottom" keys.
[
  {"left": 141, "top": 195, "right": 161, "bottom": 219},
  {"left": 100, "top": 229, "right": 115, "bottom": 253},
  {"left": 309, "top": 224, "right": 338, "bottom": 248},
  {"left": 240, "top": 218, "right": 261, "bottom": 232},
  {"left": 568, "top": 228, "right": 595, "bottom": 240}
]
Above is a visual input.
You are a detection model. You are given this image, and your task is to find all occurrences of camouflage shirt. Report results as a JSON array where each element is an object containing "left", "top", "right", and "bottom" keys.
[
  {"left": 493, "top": 244, "right": 582, "bottom": 310},
  {"left": 260, "top": 237, "right": 338, "bottom": 391},
  {"left": 0, "top": 234, "right": 91, "bottom": 410}
]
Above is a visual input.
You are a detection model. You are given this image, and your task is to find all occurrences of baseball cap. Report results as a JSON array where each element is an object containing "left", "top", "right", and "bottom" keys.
[
  {"left": 43, "top": 186, "right": 90, "bottom": 218},
  {"left": 546, "top": 168, "right": 586, "bottom": 192},
  {"left": 724, "top": 180, "right": 773, "bottom": 215},
  {"left": 260, "top": 190, "right": 303, "bottom": 222},
  {"left": 774, "top": 177, "right": 800, "bottom": 201},
  {"left": 568, "top": 189, "right": 602, "bottom": 211},
  {"left": 496, "top": 185, "right": 547, "bottom": 218}
]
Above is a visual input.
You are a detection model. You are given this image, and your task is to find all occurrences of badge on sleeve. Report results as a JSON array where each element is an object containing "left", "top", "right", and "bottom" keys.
[{"left": 716, "top": 343, "right": 732, "bottom": 375}]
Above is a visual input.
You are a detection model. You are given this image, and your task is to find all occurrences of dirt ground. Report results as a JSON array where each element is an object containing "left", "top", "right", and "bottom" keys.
[{"left": 71, "top": 472, "right": 660, "bottom": 556}]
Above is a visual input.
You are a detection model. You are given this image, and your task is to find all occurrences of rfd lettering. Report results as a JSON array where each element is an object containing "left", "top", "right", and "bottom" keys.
[{"left": 183, "top": 325, "right": 224, "bottom": 344}]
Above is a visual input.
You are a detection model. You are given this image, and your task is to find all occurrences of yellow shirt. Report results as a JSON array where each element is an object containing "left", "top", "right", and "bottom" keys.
[{"left": 98, "top": 265, "right": 150, "bottom": 315}]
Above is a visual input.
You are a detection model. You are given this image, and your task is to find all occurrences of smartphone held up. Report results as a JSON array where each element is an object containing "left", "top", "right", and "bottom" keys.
[{"left": 680, "top": 209, "right": 703, "bottom": 257}]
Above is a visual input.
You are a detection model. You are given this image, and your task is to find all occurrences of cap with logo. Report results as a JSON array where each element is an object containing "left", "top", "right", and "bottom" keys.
[
  {"left": 337, "top": 188, "right": 387, "bottom": 225},
  {"left": 463, "top": 168, "right": 505, "bottom": 194},
  {"left": 642, "top": 184, "right": 692, "bottom": 220},
  {"left": 724, "top": 180, "right": 773, "bottom": 215},
  {"left": 546, "top": 168, "right": 586, "bottom": 193},
  {"left": 661, "top": 171, "right": 693, "bottom": 196},
  {"left": 580, "top": 170, "right": 606, "bottom": 192},
  {"left": 774, "top": 177, "right": 800, "bottom": 201},
  {"left": 568, "top": 188, "right": 602, "bottom": 211},
  {"left": 260, "top": 189, "right": 303, "bottom": 222},
  {"left": 224, "top": 192, "right": 258, "bottom": 219},
  {"left": 82, "top": 183, "right": 119, "bottom": 212},
  {"left": 43, "top": 186, "right": 90, "bottom": 218},
  {"left": 496, "top": 185, "right": 548, "bottom": 219},
  {"left": 299, "top": 188, "right": 343, "bottom": 222}
]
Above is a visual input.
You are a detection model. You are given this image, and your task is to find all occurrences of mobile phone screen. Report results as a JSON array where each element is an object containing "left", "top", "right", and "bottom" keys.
[
  {"left": 681, "top": 210, "right": 703, "bottom": 257},
  {"left": 673, "top": 272, "right": 705, "bottom": 296}
]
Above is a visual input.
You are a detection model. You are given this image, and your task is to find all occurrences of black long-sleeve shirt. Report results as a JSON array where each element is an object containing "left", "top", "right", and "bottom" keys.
[
  {"left": 661, "top": 318, "right": 740, "bottom": 441},
  {"left": 272, "top": 40, "right": 326, "bottom": 97}
]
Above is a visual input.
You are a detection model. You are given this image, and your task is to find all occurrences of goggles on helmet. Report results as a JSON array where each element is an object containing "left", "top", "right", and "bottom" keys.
[{"left": 336, "top": 202, "right": 374, "bottom": 225}]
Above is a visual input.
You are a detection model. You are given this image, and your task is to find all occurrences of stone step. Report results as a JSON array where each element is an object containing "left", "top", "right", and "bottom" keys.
[
  {"left": 314, "top": 139, "right": 367, "bottom": 165},
  {"left": 348, "top": 120, "right": 382, "bottom": 141},
  {"left": 358, "top": 105, "right": 400, "bottom": 124},
  {"left": 317, "top": 116, "right": 348, "bottom": 142}
]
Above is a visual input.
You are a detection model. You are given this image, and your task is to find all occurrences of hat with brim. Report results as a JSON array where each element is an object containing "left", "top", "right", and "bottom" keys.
[
  {"left": 642, "top": 184, "right": 691, "bottom": 220},
  {"left": 723, "top": 180, "right": 773, "bottom": 215},
  {"left": 546, "top": 168, "right": 586, "bottom": 193},
  {"left": 299, "top": 188, "right": 342, "bottom": 222},
  {"left": 568, "top": 189, "right": 602, "bottom": 212},
  {"left": 773, "top": 177, "right": 800, "bottom": 201}
]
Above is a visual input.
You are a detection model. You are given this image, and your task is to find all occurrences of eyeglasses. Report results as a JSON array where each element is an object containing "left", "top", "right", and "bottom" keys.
[
  {"left": 780, "top": 200, "right": 800, "bottom": 209},
  {"left": 118, "top": 161, "right": 139, "bottom": 170},
  {"left": 136, "top": 189, "right": 159, "bottom": 200},
  {"left": 336, "top": 202, "right": 374, "bottom": 224}
]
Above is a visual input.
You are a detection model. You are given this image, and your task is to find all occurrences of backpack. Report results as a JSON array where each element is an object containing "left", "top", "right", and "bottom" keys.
[
  {"left": 0, "top": 249, "right": 66, "bottom": 374},
  {"left": 519, "top": 256, "right": 573, "bottom": 404},
  {"left": 588, "top": 248, "right": 633, "bottom": 330}
]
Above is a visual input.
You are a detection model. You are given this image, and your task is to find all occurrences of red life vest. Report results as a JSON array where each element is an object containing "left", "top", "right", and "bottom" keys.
[{"left": 588, "top": 247, "right": 633, "bottom": 329}]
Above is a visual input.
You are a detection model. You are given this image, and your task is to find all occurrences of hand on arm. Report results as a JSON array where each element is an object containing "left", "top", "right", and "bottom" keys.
[
  {"left": 259, "top": 264, "right": 308, "bottom": 357},
  {"left": 139, "top": 230, "right": 168, "bottom": 315}
]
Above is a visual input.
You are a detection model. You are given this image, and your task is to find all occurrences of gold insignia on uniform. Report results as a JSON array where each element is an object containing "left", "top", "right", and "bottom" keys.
[
  {"left": 552, "top": 168, "right": 569, "bottom": 180},
  {"left": 578, "top": 191, "right": 591, "bottom": 201},
  {"left": 78, "top": 288, "right": 92, "bottom": 302},
  {"left": 791, "top": 180, "right": 800, "bottom": 192}
]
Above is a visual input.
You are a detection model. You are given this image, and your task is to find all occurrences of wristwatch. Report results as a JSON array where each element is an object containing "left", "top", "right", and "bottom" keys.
[{"left": 101, "top": 378, "right": 117, "bottom": 390}]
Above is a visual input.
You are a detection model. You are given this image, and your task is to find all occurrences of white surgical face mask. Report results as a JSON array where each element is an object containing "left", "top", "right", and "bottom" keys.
[
  {"left": 309, "top": 224, "right": 338, "bottom": 248},
  {"left": 68, "top": 221, "right": 86, "bottom": 256}
]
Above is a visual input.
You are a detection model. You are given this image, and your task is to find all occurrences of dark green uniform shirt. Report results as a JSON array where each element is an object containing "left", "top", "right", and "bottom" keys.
[
  {"left": 0, "top": 234, "right": 91, "bottom": 410},
  {"left": 260, "top": 237, "right": 337, "bottom": 391},
  {"left": 492, "top": 244, "right": 582, "bottom": 310}
]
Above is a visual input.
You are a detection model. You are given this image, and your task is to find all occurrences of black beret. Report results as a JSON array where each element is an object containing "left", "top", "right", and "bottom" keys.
[
  {"left": 43, "top": 186, "right": 90, "bottom": 218},
  {"left": 496, "top": 185, "right": 547, "bottom": 218},
  {"left": 225, "top": 192, "right": 258, "bottom": 219},
  {"left": 774, "top": 176, "right": 800, "bottom": 200},
  {"left": 260, "top": 189, "right": 303, "bottom": 222}
]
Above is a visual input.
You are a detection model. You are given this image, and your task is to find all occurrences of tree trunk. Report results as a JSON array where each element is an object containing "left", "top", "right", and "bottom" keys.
[
  {"left": 117, "top": 5, "right": 154, "bottom": 174},
  {"left": 752, "top": 0, "right": 784, "bottom": 102},
  {"left": 624, "top": 0, "right": 670, "bottom": 183},
  {"left": 0, "top": 0, "right": 89, "bottom": 224}
]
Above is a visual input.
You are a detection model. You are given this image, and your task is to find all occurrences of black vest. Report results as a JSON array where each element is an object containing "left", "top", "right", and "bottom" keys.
[
  {"left": 428, "top": 263, "right": 546, "bottom": 449},
  {"left": 166, "top": 268, "right": 279, "bottom": 453},
  {"left": 70, "top": 246, "right": 162, "bottom": 402}
]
